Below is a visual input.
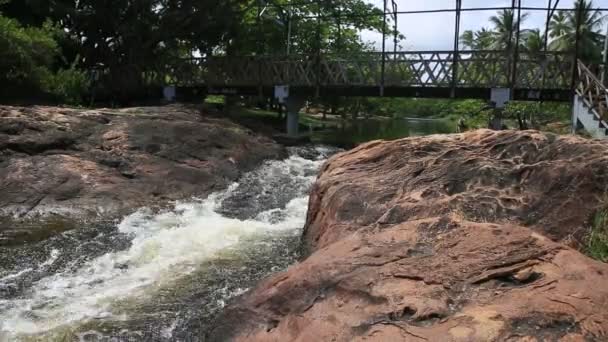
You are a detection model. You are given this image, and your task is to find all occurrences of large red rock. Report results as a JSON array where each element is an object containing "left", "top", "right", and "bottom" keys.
[
  {"left": 208, "top": 130, "right": 608, "bottom": 341},
  {"left": 0, "top": 105, "right": 282, "bottom": 217},
  {"left": 0, "top": 105, "right": 283, "bottom": 245}
]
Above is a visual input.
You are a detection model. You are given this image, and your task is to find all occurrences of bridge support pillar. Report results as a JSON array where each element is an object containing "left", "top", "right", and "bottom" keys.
[{"left": 285, "top": 96, "right": 306, "bottom": 137}]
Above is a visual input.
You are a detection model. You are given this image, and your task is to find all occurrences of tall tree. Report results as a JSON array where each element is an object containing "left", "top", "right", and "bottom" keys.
[
  {"left": 489, "top": 9, "right": 529, "bottom": 50},
  {"left": 0, "top": 0, "right": 75, "bottom": 27},
  {"left": 549, "top": 10, "right": 569, "bottom": 41},
  {"left": 460, "top": 28, "right": 493, "bottom": 50},
  {"left": 522, "top": 29, "right": 545, "bottom": 56},
  {"left": 227, "top": 0, "right": 386, "bottom": 56},
  {"left": 549, "top": 0, "right": 606, "bottom": 62}
]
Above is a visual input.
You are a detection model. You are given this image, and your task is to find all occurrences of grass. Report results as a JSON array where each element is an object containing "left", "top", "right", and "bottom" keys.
[
  {"left": 586, "top": 208, "right": 608, "bottom": 262},
  {"left": 204, "top": 95, "right": 225, "bottom": 104}
]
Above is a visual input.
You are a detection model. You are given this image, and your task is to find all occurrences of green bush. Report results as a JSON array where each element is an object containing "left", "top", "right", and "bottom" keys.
[
  {"left": 0, "top": 16, "right": 58, "bottom": 85},
  {"left": 587, "top": 208, "right": 608, "bottom": 262},
  {"left": 43, "top": 63, "right": 90, "bottom": 105},
  {"left": 0, "top": 14, "right": 89, "bottom": 105}
]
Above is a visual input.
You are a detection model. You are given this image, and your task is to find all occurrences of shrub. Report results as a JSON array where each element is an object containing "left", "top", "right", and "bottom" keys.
[
  {"left": 587, "top": 208, "right": 608, "bottom": 262},
  {"left": 0, "top": 15, "right": 58, "bottom": 86},
  {"left": 0, "top": 14, "right": 90, "bottom": 105},
  {"left": 43, "top": 62, "right": 90, "bottom": 105}
]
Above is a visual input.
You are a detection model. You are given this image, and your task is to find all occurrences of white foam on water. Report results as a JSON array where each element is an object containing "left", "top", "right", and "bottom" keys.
[
  {"left": 0, "top": 149, "right": 332, "bottom": 339},
  {"left": 0, "top": 268, "right": 34, "bottom": 283}
]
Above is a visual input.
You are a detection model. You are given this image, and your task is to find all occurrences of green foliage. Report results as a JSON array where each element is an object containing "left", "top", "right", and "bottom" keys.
[
  {"left": 43, "top": 63, "right": 90, "bottom": 105},
  {"left": 0, "top": 14, "right": 90, "bottom": 104},
  {"left": 2, "top": 0, "right": 387, "bottom": 104},
  {"left": 360, "top": 98, "right": 489, "bottom": 123},
  {"left": 205, "top": 95, "right": 226, "bottom": 105},
  {"left": 501, "top": 101, "right": 571, "bottom": 130},
  {"left": 0, "top": 15, "right": 58, "bottom": 86},
  {"left": 229, "top": 0, "right": 389, "bottom": 56},
  {"left": 462, "top": 0, "right": 606, "bottom": 64},
  {"left": 313, "top": 97, "right": 571, "bottom": 134},
  {"left": 489, "top": 9, "right": 529, "bottom": 50},
  {"left": 549, "top": 0, "right": 606, "bottom": 62},
  {"left": 586, "top": 208, "right": 608, "bottom": 262}
]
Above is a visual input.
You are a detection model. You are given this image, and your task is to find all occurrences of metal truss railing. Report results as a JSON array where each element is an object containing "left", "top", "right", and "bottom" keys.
[{"left": 165, "top": 50, "right": 573, "bottom": 91}]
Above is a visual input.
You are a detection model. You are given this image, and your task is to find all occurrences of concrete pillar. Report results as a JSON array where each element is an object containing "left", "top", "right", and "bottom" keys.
[
  {"left": 572, "top": 95, "right": 580, "bottom": 134},
  {"left": 287, "top": 111, "right": 299, "bottom": 136},
  {"left": 285, "top": 97, "right": 306, "bottom": 137},
  {"left": 163, "top": 86, "right": 176, "bottom": 102}
]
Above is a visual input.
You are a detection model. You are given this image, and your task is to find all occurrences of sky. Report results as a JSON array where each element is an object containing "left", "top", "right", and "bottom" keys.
[{"left": 361, "top": 0, "right": 608, "bottom": 51}]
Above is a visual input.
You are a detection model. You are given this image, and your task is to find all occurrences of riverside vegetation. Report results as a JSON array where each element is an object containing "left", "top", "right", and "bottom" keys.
[{"left": 0, "top": 0, "right": 604, "bottom": 129}]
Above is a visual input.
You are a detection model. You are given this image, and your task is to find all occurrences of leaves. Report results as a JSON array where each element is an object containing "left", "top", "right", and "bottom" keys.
[
  {"left": 462, "top": 0, "right": 606, "bottom": 64},
  {"left": 549, "top": 0, "right": 607, "bottom": 62},
  {"left": 228, "top": 0, "right": 388, "bottom": 55},
  {"left": 0, "top": 15, "right": 58, "bottom": 83}
]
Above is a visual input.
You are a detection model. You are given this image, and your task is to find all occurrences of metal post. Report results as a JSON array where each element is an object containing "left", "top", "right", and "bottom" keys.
[
  {"left": 543, "top": 0, "right": 553, "bottom": 52},
  {"left": 452, "top": 0, "right": 462, "bottom": 98},
  {"left": 541, "top": 0, "right": 553, "bottom": 95},
  {"left": 257, "top": 0, "right": 263, "bottom": 54},
  {"left": 257, "top": 0, "right": 263, "bottom": 99},
  {"left": 602, "top": 23, "right": 608, "bottom": 85},
  {"left": 315, "top": 1, "right": 322, "bottom": 98},
  {"left": 511, "top": 0, "right": 522, "bottom": 96},
  {"left": 392, "top": 0, "right": 398, "bottom": 54},
  {"left": 571, "top": 1, "right": 585, "bottom": 92},
  {"left": 542, "top": 0, "right": 560, "bottom": 96},
  {"left": 337, "top": 5, "right": 341, "bottom": 52},
  {"left": 504, "top": 0, "right": 516, "bottom": 93},
  {"left": 286, "top": 1, "right": 292, "bottom": 84},
  {"left": 287, "top": 5, "right": 292, "bottom": 55},
  {"left": 380, "top": 0, "right": 388, "bottom": 97}
]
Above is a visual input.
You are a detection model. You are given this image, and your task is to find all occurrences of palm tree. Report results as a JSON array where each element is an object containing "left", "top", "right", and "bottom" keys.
[
  {"left": 549, "top": 10, "right": 569, "bottom": 44},
  {"left": 489, "top": 9, "right": 529, "bottom": 50},
  {"left": 475, "top": 28, "right": 495, "bottom": 50},
  {"left": 549, "top": 0, "right": 606, "bottom": 62},
  {"left": 460, "top": 28, "right": 494, "bottom": 50},
  {"left": 460, "top": 30, "right": 475, "bottom": 50},
  {"left": 522, "top": 29, "right": 545, "bottom": 56},
  {"left": 458, "top": 28, "right": 496, "bottom": 84}
]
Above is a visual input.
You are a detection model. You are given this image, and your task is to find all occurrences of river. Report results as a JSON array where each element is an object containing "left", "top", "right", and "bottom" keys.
[
  {"left": 314, "top": 117, "right": 455, "bottom": 146},
  {"left": 0, "top": 117, "right": 452, "bottom": 341},
  {"left": 0, "top": 146, "right": 338, "bottom": 341}
]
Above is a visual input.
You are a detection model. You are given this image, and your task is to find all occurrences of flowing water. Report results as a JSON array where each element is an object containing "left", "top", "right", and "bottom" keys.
[{"left": 0, "top": 146, "right": 338, "bottom": 342}]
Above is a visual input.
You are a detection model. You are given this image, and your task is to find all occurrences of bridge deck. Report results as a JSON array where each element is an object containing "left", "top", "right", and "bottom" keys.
[{"left": 168, "top": 51, "right": 575, "bottom": 102}]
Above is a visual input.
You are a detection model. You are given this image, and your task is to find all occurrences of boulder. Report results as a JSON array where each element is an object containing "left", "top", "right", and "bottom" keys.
[
  {"left": 208, "top": 130, "right": 608, "bottom": 341},
  {"left": 0, "top": 105, "right": 283, "bottom": 218}
]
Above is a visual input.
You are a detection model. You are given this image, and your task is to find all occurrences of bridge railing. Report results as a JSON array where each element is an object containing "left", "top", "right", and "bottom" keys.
[
  {"left": 516, "top": 52, "right": 572, "bottom": 89},
  {"left": 168, "top": 50, "right": 573, "bottom": 91},
  {"left": 576, "top": 60, "right": 608, "bottom": 121}
]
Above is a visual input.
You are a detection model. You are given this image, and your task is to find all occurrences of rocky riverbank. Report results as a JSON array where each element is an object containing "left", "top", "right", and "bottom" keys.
[
  {"left": 0, "top": 105, "right": 283, "bottom": 244},
  {"left": 209, "top": 130, "right": 608, "bottom": 341}
]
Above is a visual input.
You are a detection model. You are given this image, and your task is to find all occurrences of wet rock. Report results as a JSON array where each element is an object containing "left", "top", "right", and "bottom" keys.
[
  {"left": 208, "top": 130, "right": 608, "bottom": 341},
  {"left": 0, "top": 105, "right": 283, "bottom": 221}
]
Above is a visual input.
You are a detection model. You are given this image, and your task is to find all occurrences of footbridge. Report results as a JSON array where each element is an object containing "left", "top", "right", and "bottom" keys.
[
  {"left": 160, "top": 0, "right": 608, "bottom": 138},
  {"left": 170, "top": 50, "right": 574, "bottom": 101}
]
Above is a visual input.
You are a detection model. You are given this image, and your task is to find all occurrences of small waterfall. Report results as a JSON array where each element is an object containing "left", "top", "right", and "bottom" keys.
[{"left": 0, "top": 146, "right": 338, "bottom": 341}]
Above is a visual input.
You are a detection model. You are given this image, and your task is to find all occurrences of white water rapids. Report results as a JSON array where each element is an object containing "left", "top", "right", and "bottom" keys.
[{"left": 0, "top": 146, "right": 336, "bottom": 341}]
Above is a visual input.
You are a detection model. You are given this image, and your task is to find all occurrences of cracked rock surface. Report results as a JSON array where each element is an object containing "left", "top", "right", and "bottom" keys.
[
  {"left": 0, "top": 105, "right": 283, "bottom": 219},
  {"left": 208, "top": 130, "right": 608, "bottom": 341}
]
